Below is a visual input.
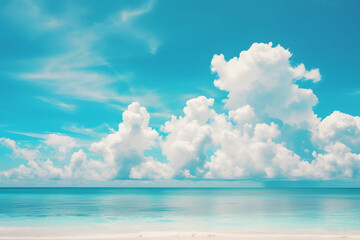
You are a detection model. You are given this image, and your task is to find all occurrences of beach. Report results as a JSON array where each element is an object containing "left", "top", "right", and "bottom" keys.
[{"left": 1, "top": 226, "right": 360, "bottom": 240}]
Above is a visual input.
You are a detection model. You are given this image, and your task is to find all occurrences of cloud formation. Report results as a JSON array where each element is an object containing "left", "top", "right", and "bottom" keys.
[
  {"left": 1, "top": 42, "right": 360, "bottom": 182},
  {"left": 160, "top": 96, "right": 214, "bottom": 178},
  {"left": 44, "top": 133, "right": 78, "bottom": 161},
  {"left": 211, "top": 42, "right": 320, "bottom": 129},
  {"left": 90, "top": 102, "right": 159, "bottom": 179},
  {"left": 0, "top": 102, "right": 159, "bottom": 180}
]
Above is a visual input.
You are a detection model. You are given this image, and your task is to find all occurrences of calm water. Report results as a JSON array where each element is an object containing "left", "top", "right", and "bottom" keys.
[{"left": 0, "top": 188, "right": 359, "bottom": 231}]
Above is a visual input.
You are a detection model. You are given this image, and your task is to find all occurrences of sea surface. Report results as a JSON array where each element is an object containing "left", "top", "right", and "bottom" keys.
[{"left": 0, "top": 188, "right": 359, "bottom": 232}]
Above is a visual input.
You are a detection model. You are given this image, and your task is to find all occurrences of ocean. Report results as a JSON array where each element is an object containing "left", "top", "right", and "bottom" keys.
[{"left": 0, "top": 187, "right": 359, "bottom": 233}]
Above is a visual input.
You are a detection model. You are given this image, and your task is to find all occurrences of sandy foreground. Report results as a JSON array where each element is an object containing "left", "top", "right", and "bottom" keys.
[{"left": 1, "top": 227, "right": 360, "bottom": 240}]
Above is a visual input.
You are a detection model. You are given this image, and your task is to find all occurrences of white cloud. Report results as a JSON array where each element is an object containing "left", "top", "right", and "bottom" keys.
[
  {"left": 206, "top": 43, "right": 359, "bottom": 180},
  {"left": 254, "top": 122, "right": 280, "bottom": 140},
  {"left": 0, "top": 164, "right": 33, "bottom": 180},
  {"left": 204, "top": 111, "right": 301, "bottom": 179},
  {"left": 291, "top": 63, "right": 321, "bottom": 82},
  {"left": 160, "top": 96, "right": 214, "bottom": 178},
  {"left": 229, "top": 105, "right": 255, "bottom": 125},
  {"left": 0, "top": 138, "right": 39, "bottom": 162},
  {"left": 130, "top": 157, "right": 174, "bottom": 179},
  {"left": 211, "top": 42, "right": 320, "bottom": 129},
  {"left": 44, "top": 133, "right": 78, "bottom": 155},
  {"left": 1, "top": 97, "right": 360, "bottom": 181},
  {"left": 63, "top": 150, "right": 115, "bottom": 180},
  {"left": 312, "top": 111, "right": 360, "bottom": 152},
  {"left": 90, "top": 102, "right": 159, "bottom": 179},
  {"left": 293, "top": 142, "right": 360, "bottom": 180},
  {"left": 0, "top": 102, "right": 159, "bottom": 181},
  {"left": 0, "top": 138, "right": 62, "bottom": 180}
]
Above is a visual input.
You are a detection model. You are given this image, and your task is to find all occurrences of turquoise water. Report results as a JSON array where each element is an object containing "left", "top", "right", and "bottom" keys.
[{"left": 0, "top": 188, "right": 359, "bottom": 231}]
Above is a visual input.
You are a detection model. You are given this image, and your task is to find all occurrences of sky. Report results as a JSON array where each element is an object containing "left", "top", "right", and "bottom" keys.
[{"left": 0, "top": 0, "right": 359, "bottom": 187}]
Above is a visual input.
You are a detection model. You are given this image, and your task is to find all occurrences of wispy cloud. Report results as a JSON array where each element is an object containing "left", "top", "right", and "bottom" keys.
[
  {"left": 347, "top": 89, "right": 360, "bottom": 95},
  {"left": 5, "top": 0, "right": 65, "bottom": 31},
  {"left": 6, "top": 131, "right": 45, "bottom": 139},
  {"left": 19, "top": 47, "right": 130, "bottom": 102},
  {"left": 120, "top": 0, "right": 154, "bottom": 22},
  {"left": 62, "top": 123, "right": 114, "bottom": 139},
  {"left": 128, "top": 27, "right": 160, "bottom": 55},
  {"left": 12, "top": 0, "right": 162, "bottom": 107},
  {"left": 21, "top": 70, "right": 128, "bottom": 102},
  {"left": 37, "top": 97, "right": 76, "bottom": 111},
  {"left": 110, "top": 0, "right": 160, "bottom": 54},
  {"left": 5, "top": 130, "right": 92, "bottom": 150}
]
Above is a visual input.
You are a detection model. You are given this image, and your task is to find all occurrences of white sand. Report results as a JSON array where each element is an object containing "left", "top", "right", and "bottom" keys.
[{"left": 1, "top": 227, "right": 360, "bottom": 240}]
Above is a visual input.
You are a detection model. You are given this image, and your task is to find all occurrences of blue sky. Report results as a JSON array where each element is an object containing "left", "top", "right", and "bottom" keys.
[{"left": 0, "top": 0, "right": 359, "bottom": 186}]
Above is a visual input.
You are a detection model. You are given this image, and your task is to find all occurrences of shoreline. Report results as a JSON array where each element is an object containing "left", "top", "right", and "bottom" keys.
[{"left": 1, "top": 227, "right": 360, "bottom": 240}]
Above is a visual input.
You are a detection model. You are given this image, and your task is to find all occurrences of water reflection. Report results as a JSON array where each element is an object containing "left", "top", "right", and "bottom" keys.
[{"left": 0, "top": 188, "right": 359, "bottom": 230}]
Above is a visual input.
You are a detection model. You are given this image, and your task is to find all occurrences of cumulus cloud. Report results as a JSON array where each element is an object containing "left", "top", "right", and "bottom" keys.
[
  {"left": 62, "top": 150, "right": 115, "bottom": 180},
  {"left": 90, "top": 102, "right": 159, "bottom": 179},
  {"left": 291, "top": 63, "right": 321, "bottom": 82},
  {"left": 0, "top": 138, "right": 62, "bottom": 180},
  {"left": 229, "top": 105, "right": 255, "bottom": 125},
  {"left": 312, "top": 111, "right": 360, "bottom": 152},
  {"left": 0, "top": 102, "right": 159, "bottom": 181},
  {"left": 44, "top": 133, "right": 78, "bottom": 154},
  {"left": 130, "top": 157, "right": 174, "bottom": 180},
  {"left": 294, "top": 142, "right": 360, "bottom": 180},
  {"left": 211, "top": 42, "right": 320, "bottom": 129},
  {"left": 1, "top": 42, "right": 360, "bottom": 182},
  {"left": 0, "top": 138, "right": 39, "bottom": 162},
  {"left": 160, "top": 96, "right": 214, "bottom": 178},
  {"left": 204, "top": 106, "right": 301, "bottom": 179},
  {"left": 159, "top": 95, "right": 302, "bottom": 180}
]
